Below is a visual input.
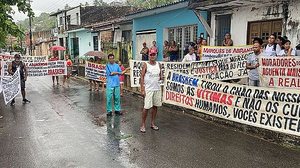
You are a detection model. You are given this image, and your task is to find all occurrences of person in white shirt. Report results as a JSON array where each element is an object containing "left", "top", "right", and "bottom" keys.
[
  {"left": 182, "top": 46, "right": 196, "bottom": 62},
  {"left": 263, "top": 34, "right": 281, "bottom": 56},
  {"left": 278, "top": 40, "right": 296, "bottom": 56}
]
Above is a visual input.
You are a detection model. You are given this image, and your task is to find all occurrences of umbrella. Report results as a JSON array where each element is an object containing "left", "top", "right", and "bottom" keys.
[
  {"left": 50, "top": 45, "right": 66, "bottom": 51},
  {"left": 84, "top": 51, "right": 107, "bottom": 59}
]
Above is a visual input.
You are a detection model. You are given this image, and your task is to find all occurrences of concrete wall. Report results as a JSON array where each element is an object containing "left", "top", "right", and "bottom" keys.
[
  {"left": 68, "top": 29, "right": 97, "bottom": 58},
  {"left": 67, "top": 7, "right": 81, "bottom": 25},
  {"left": 210, "top": 0, "right": 300, "bottom": 47},
  {"left": 132, "top": 8, "right": 207, "bottom": 60}
]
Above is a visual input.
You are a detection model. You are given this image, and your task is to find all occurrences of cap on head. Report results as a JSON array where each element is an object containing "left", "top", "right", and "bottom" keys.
[{"left": 149, "top": 49, "right": 157, "bottom": 55}]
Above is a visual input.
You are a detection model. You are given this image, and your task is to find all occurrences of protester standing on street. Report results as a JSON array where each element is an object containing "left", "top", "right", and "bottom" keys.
[
  {"left": 140, "top": 42, "right": 149, "bottom": 61},
  {"left": 49, "top": 54, "right": 59, "bottom": 85},
  {"left": 106, "top": 54, "right": 129, "bottom": 116},
  {"left": 140, "top": 50, "right": 162, "bottom": 133},
  {"left": 246, "top": 38, "right": 263, "bottom": 87},
  {"left": 8, "top": 54, "right": 30, "bottom": 106},
  {"left": 169, "top": 40, "right": 179, "bottom": 62},
  {"left": 222, "top": 33, "right": 233, "bottom": 46},
  {"left": 277, "top": 36, "right": 286, "bottom": 49},
  {"left": 278, "top": 40, "right": 296, "bottom": 56},
  {"left": 63, "top": 54, "right": 72, "bottom": 87},
  {"left": 182, "top": 46, "right": 196, "bottom": 62},
  {"left": 263, "top": 34, "right": 281, "bottom": 56},
  {"left": 163, "top": 40, "right": 170, "bottom": 61}
]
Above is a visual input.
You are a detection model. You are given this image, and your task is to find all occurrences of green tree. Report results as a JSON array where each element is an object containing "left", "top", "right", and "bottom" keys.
[
  {"left": 18, "top": 12, "right": 56, "bottom": 32},
  {"left": 0, "top": 0, "right": 33, "bottom": 47},
  {"left": 126, "top": 0, "right": 178, "bottom": 9},
  {"left": 93, "top": 0, "right": 108, "bottom": 6}
]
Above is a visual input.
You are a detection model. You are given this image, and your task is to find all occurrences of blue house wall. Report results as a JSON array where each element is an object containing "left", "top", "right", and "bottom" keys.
[
  {"left": 68, "top": 29, "right": 98, "bottom": 59},
  {"left": 132, "top": 8, "right": 207, "bottom": 60}
]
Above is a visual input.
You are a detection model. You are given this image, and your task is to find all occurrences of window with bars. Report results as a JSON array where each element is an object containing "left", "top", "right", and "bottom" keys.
[{"left": 167, "top": 25, "right": 198, "bottom": 59}]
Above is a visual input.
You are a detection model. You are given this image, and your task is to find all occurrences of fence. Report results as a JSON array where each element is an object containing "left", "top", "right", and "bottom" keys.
[{"left": 101, "top": 42, "right": 132, "bottom": 66}]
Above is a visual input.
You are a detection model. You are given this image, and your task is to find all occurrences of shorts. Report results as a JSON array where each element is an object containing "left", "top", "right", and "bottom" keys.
[
  {"left": 21, "top": 79, "right": 25, "bottom": 91},
  {"left": 144, "top": 90, "right": 162, "bottom": 109}
]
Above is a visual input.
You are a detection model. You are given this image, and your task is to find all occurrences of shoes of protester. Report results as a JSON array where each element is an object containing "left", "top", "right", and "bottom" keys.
[
  {"left": 10, "top": 100, "right": 15, "bottom": 106},
  {"left": 107, "top": 113, "right": 113, "bottom": 117},
  {"left": 140, "top": 127, "right": 146, "bottom": 133},
  {"left": 0, "top": 115, "right": 3, "bottom": 119},
  {"left": 115, "top": 111, "right": 123, "bottom": 115},
  {"left": 151, "top": 125, "right": 159, "bottom": 131},
  {"left": 23, "top": 99, "right": 31, "bottom": 104}
]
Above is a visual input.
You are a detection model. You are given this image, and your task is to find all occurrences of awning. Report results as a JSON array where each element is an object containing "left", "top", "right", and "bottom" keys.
[{"left": 189, "top": 0, "right": 287, "bottom": 11}]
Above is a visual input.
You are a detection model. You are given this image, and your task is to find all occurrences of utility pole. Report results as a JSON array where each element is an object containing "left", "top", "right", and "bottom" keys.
[{"left": 28, "top": 0, "right": 33, "bottom": 55}]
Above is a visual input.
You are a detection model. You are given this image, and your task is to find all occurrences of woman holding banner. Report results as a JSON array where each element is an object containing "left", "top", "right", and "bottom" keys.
[
  {"left": 63, "top": 54, "right": 73, "bottom": 87},
  {"left": 49, "top": 54, "right": 59, "bottom": 86}
]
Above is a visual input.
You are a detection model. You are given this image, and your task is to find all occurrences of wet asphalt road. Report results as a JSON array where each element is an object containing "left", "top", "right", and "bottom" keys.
[{"left": 0, "top": 77, "right": 300, "bottom": 168}]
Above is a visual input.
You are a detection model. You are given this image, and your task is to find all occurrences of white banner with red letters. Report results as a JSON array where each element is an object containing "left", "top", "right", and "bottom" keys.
[
  {"left": 85, "top": 61, "right": 106, "bottom": 82},
  {"left": 259, "top": 56, "right": 300, "bottom": 89},
  {"left": 163, "top": 70, "right": 300, "bottom": 136}
]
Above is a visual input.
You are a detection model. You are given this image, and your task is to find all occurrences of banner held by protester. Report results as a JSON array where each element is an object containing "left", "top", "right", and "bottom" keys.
[
  {"left": 48, "top": 60, "right": 67, "bottom": 76},
  {"left": 85, "top": 61, "right": 106, "bottom": 82},
  {"left": 201, "top": 45, "right": 253, "bottom": 60},
  {"left": 259, "top": 56, "right": 300, "bottom": 89},
  {"left": 163, "top": 70, "right": 300, "bottom": 136},
  {"left": 2, "top": 69, "right": 21, "bottom": 105}
]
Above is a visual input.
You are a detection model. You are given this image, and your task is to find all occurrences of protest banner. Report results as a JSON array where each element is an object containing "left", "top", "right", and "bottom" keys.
[
  {"left": 130, "top": 60, "right": 191, "bottom": 87},
  {"left": 259, "top": 56, "right": 300, "bottom": 89},
  {"left": 201, "top": 45, "right": 253, "bottom": 60},
  {"left": 22, "top": 56, "right": 48, "bottom": 76},
  {"left": 2, "top": 69, "right": 21, "bottom": 105},
  {"left": 191, "top": 53, "right": 249, "bottom": 80},
  {"left": 163, "top": 70, "right": 300, "bottom": 136},
  {"left": 85, "top": 61, "right": 106, "bottom": 82},
  {"left": 48, "top": 60, "right": 67, "bottom": 76}
]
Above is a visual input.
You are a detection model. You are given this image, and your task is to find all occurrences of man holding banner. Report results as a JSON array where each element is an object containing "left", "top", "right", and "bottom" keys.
[
  {"left": 246, "top": 38, "right": 263, "bottom": 87},
  {"left": 8, "top": 54, "right": 30, "bottom": 106},
  {"left": 140, "top": 50, "right": 162, "bottom": 133}
]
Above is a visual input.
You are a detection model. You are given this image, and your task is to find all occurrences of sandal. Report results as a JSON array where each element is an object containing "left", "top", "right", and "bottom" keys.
[
  {"left": 151, "top": 125, "right": 159, "bottom": 131},
  {"left": 140, "top": 127, "right": 146, "bottom": 133}
]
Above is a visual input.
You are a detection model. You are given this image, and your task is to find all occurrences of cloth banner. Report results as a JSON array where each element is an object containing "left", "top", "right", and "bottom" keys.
[
  {"left": 2, "top": 69, "right": 21, "bottom": 105},
  {"left": 130, "top": 54, "right": 249, "bottom": 87},
  {"left": 259, "top": 56, "right": 300, "bottom": 89},
  {"left": 201, "top": 45, "right": 253, "bottom": 60},
  {"left": 191, "top": 53, "right": 249, "bottom": 80},
  {"left": 163, "top": 70, "right": 300, "bottom": 136},
  {"left": 22, "top": 56, "right": 48, "bottom": 76},
  {"left": 48, "top": 60, "right": 67, "bottom": 76},
  {"left": 1, "top": 55, "right": 67, "bottom": 77},
  {"left": 85, "top": 61, "right": 106, "bottom": 82}
]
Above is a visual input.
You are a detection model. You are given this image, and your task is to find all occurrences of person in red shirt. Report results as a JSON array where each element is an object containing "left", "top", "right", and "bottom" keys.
[
  {"left": 63, "top": 54, "right": 72, "bottom": 87},
  {"left": 49, "top": 54, "right": 59, "bottom": 85}
]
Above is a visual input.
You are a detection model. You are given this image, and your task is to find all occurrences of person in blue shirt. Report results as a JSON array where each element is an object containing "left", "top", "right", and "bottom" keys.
[{"left": 106, "top": 54, "right": 129, "bottom": 117}]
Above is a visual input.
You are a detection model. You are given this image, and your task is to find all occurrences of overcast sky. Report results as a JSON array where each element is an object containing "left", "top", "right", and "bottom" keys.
[{"left": 13, "top": 0, "right": 117, "bottom": 21}]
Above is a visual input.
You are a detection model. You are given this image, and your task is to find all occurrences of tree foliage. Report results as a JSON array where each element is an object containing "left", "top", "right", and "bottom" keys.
[
  {"left": 18, "top": 12, "right": 56, "bottom": 32},
  {"left": 93, "top": 0, "right": 109, "bottom": 6},
  {"left": 125, "top": 0, "right": 179, "bottom": 9},
  {"left": 0, "top": 0, "right": 33, "bottom": 47}
]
